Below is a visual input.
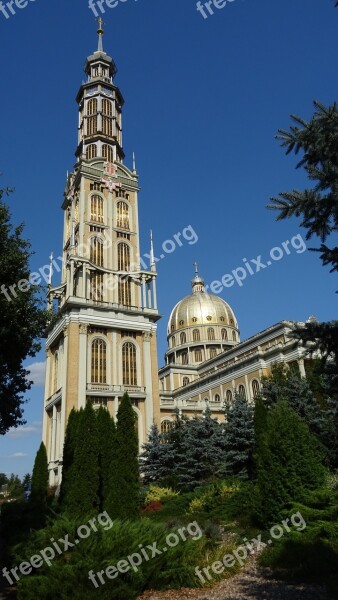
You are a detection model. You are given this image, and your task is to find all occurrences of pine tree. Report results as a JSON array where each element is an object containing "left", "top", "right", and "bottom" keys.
[
  {"left": 62, "top": 402, "right": 100, "bottom": 517},
  {"left": 59, "top": 408, "right": 81, "bottom": 507},
  {"left": 140, "top": 423, "right": 169, "bottom": 485},
  {"left": 224, "top": 393, "right": 254, "bottom": 479},
  {"left": 255, "top": 401, "right": 325, "bottom": 525},
  {"left": 109, "top": 393, "right": 140, "bottom": 519},
  {"left": 31, "top": 442, "right": 48, "bottom": 507},
  {"left": 96, "top": 406, "right": 117, "bottom": 512}
]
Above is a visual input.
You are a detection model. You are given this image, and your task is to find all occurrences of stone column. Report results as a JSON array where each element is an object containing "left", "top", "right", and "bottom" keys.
[
  {"left": 78, "top": 325, "right": 88, "bottom": 409},
  {"left": 142, "top": 331, "right": 153, "bottom": 430}
]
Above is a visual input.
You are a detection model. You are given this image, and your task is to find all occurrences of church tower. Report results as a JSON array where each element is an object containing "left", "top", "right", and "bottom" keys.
[{"left": 42, "top": 21, "right": 161, "bottom": 485}]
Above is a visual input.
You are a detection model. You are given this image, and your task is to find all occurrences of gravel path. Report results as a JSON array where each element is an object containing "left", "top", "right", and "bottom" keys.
[{"left": 138, "top": 555, "right": 329, "bottom": 600}]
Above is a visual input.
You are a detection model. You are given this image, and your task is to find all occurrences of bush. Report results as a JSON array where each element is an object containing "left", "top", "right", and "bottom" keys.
[
  {"left": 144, "top": 486, "right": 179, "bottom": 506},
  {"left": 14, "top": 517, "right": 230, "bottom": 600}
]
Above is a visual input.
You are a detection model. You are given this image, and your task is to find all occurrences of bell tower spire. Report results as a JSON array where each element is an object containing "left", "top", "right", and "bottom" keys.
[{"left": 97, "top": 17, "right": 104, "bottom": 53}]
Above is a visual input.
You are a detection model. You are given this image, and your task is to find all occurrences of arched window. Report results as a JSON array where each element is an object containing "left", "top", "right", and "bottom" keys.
[
  {"left": 230, "top": 318, "right": 234, "bottom": 326},
  {"left": 118, "top": 277, "right": 131, "bottom": 306},
  {"left": 214, "top": 393, "right": 220, "bottom": 403},
  {"left": 86, "top": 144, "right": 97, "bottom": 160},
  {"left": 118, "top": 243, "right": 130, "bottom": 271},
  {"left": 252, "top": 379, "right": 260, "bottom": 398},
  {"left": 180, "top": 332, "right": 186, "bottom": 345},
  {"left": 209, "top": 348, "right": 217, "bottom": 359},
  {"left": 90, "top": 237, "right": 104, "bottom": 266},
  {"left": 161, "top": 420, "right": 173, "bottom": 434},
  {"left": 171, "top": 336, "right": 176, "bottom": 348},
  {"left": 192, "top": 329, "right": 200, "bottom": 342},
  {"left": 117, "top": 201, "right": 130, "bottom": 229},
  {"left": 207, "top": 327, "right": 215, "bottom": 341},
  {"left": 53, "top": 351, "right": 59, "bottom": 393},
  {"left": 88, "top": 98, "right": 97, "bottom": 115},
  {"left": 122, "top": 342, "right": 137, "bottom": 385},
  {"left": 102, "top": 99, "right": 113, "bottom": 116},
  {"left": 238, "top": 384, "right": 246, "bottom": 399},
  {"left": 102, "top": 144, "right": 114, "bottom": 162},
  {"left": 221, "top": 328, "right": 228, "bottom": 340},
  {"left": 225, "top": 389, "right": 233, "bottom": 403},
  {"left": 195, "top": 349, "right": 202, "bottom": 362},
  {"left": 232, "top": 331, "right": 236, "bottom": 342},
  {"left": 102, "top": 116, "right": 112, "bottom": 137},
  {"left": 91, "top": 339, "right": 107, "bottom": 383},
  {"left": 183, "top": 377, "right": 190, "bottom": 386},
  {"left": 87, "top": 116, "right": 97, "bottom": 135},
  {"left": 91, "top": 194, "right": 104, "bottom": 223}
]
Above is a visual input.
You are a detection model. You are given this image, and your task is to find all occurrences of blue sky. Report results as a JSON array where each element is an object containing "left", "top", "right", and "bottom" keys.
[{"left": 0, "top": 0, "right": 337, "bottom": 477}]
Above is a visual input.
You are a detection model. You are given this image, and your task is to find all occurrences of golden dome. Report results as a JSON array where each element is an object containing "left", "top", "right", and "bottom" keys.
[{"left": 168, "top": 274, "right": 238, "bottom": 334}]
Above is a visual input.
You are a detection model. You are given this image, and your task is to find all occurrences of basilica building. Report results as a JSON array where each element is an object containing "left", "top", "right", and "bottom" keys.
[{"left": 42, "top": 25, "right": 309, "bottom": 483}]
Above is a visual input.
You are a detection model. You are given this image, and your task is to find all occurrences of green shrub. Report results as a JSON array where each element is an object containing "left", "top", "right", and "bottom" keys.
[{"left": 144, "top": 486, "right": 179, "bottom": 505}]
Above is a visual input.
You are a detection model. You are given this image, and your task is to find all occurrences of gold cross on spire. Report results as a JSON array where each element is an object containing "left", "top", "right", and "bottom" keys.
[
  {"left": 97, "top": 17, "right": 104, "bottom": 33},
  {"left": 193, "top": 262, "right": 199, "bottom": 276}
]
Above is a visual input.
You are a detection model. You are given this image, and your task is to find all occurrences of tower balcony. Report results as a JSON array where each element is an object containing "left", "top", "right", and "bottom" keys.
[{"left": 86, "top": 383, "right": 146, "bottom": 397}]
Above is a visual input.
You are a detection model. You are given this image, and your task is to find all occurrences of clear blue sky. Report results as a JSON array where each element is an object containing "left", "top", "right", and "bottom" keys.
[{"left": 0, "top": 0, "right": 337, "bottom": 477}]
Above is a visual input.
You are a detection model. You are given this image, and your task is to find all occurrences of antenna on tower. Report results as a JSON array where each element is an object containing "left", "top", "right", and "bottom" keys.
[
  {"left": 96, "top": 17, "right": 104, "bottom": 52},
  {"left": 132, "top": 152, "right": 136, "bottom": 173}
]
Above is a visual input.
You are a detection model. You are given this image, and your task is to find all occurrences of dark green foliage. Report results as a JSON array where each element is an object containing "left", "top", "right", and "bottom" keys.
[
  {"left": 109, "top": 393, "right": 140, "bottom": 519},
  {"left": 254, "top": 401, "right": 326, "bottom": 525},
  {"left": 224, "top": 393, "right": 254, "bottom": 479},
  {"left": 267, "top": 101, "right": 338, "bottom": 274},
  {"left": 62, "top": 402, "right": 100, "bottom": 516},
  {"left": 59, "top": 408, "right": 81, "bottom": 507},
  {"left": 96, "top": 406, "right": 117, "bottom": 512},
  {"left": 6, "top": 473, "right": 24, "bottom": 498},
  {"left": 0, "top": 190, "right": 47, "bottom": 434},
  {"left": 14, "top": 517, "right": 221, "bottom": 600},
  {"left": 31, "top": 442, "right": 48, "bottom": 508}
]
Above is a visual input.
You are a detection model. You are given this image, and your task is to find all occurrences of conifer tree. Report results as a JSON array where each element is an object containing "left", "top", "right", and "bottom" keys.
[
  {"left": 224, "top": 393, "right": 254, "bottom": 478},
  {"left": 59, "top": 408, "right": 80, "bottom": 507},
  {"left": 255, "top": 401, "right": 325, "bottom": 525},
  {"left": 31, "top": 442, "right": 48, "bottom": 508},
  {"left": 140, "top": 423, "right": 169, "bottom": 485},
  {"left": 62, "top": 402, "right": 99, "bottom": 517},
  {"left": 109, "top": 393, "right": 139, "bottom": 519},
  {"left": 96, "top": 406, "right": 117, "bottom": 512}
]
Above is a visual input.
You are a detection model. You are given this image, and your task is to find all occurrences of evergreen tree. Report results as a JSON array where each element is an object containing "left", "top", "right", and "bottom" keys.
[
  {"left": 109, "top": 393, "right": 139, "bottom": 519},
  {"left": 140, "top": 423, "right": 169, "bottom": 485},
  {"left": 224, "top": 393, "right": 254, "bottom": 479},
  {"left": 0, "top": 189, "right": 47, "bottom": 434},
  {"left": 96, "top": 406, "right": 117, "bottom": 512},
  {"left": 62, "top": 402, "right": 99, "bottom": 517},
  {"left": 31, "top": 442, "right": 48, "bottom": 507},
  {"left": 255, "top": 401, "right": 325, "bottom": 525},
  {"left": 59, "top": 408, "right": 81, "bottom": 507}
]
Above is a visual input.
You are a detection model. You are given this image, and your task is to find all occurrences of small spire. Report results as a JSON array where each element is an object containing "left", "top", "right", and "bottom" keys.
[
  {"left": 132, "top": 152, "right": 136, "bottom": 173},
  {"left": 193, "top": 261, "right": 199, "bottom": 277},
  {"left": 96, "top": 17, "right": 104, "bottom": 52},
  {"left": 150, "top": 230, "right": 156, "bottom": 272},
  {"left": 48, "top": 252, "right": 54, "bottom": 286},
  {"left": 191, "top": 263, "right": 205, "bottom": 293}
]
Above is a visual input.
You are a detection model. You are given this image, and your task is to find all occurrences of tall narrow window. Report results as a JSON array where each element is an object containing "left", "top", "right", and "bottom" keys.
[
  {"left": 192, "top": 329, "right": 200, "bottom": 342},
  {"left": 232, "top": 331, "right": 236, "bottom": 342},
  {"left": 86, "top": 144, "right": 97, "bottom": 159},
  {"left": 102, "top": 99, "right": 113, "bottom": 116},
  {"left": 181, "top": 351, "right": 188, "bottom": 365},
  {"left": 161, "top": 420, "right": 173, "bottom": 434},
  {"left": 209, "top": 348, "right": 217, "bottom": 359},
  {"left": 183, "top": 377, "right": 190, "bottom": 386},
  {"left": 90, "top": 273, "right": 104, "bottom": 302},
  {"left": 90, "top": 237, "right": 104, "bottom": 266},
  {"left": 90, "top": 194, "right": 104, "bottom": 223},
  {"left": 87, "top": 116, "right": 97, "bottom": 136},
  {"left": 171, "top": 336, "right": 176, "bottom": 348},
  {"left": 221, "top": 328, "right": 228, "bottom": 340},
  {"left": 91, "top": 339, "right": 107, "bottom": 383},
  {"left": 102, "top": 144, "right": 114, "bottom": 162},
  {"left": 117, "top": 201, "right": 130, "bottom": 229},
  {"left": 252, "top": 379, "right": 260, "bottom": 398},
  {"left": 102, "top": 116, "right": 112, "bottom": 137},
  {"left": 88, "top": 98, "right": 98, "bottom": 116},
  {"left": 53, "top": 351, "right": 59, "bottom": 393},
  {"left": 180, "top": 332, "right": 186, "bottom": 345},
  {"left": 225, "top": 389, "right": 233, "bottom": 403},
  {"left": 118, "top": 277, "right": 131, "bottom": 306},
  {"left": 118, "top": 242, "right": 130, "bottom": 271},
  {"left": 207, "top": 327, "right": 215, "bottom": 341},
  {"left": 122, "top": 342, "right": 137, "bottom": 385},
  {"left": 195, "top": 349, "right": 202, "bottom": 362}
]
